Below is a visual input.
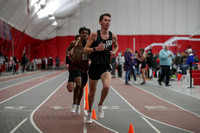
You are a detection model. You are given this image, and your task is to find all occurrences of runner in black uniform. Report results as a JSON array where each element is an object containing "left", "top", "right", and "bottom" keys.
[
  {"left": 65, "top": 27, "right": 90, "bottom": 114},
  {"left": 88, "top": 30, "right": 113, "bottom": 79},
  {"left": 83, "top": 13, "right": 119, "bottom": 124}
]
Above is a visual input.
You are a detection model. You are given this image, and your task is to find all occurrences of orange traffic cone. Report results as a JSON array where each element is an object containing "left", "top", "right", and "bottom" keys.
[
  {"left": 153, "top": 71, "right": 155, "bottom": 77},
  {"left": 92, "top": 109, "right": 97, "bottom": 120},
  {"left": 177, "top": 74, "right": 182, "bottom": 81},
  {"left": 128, "top": 124, "right": 135, "bottom": 133},
  {"left": 84, "top": 84, "right": 89, "bottom": 110},
  {"left": 85, "top": 83, "right": 89, "bottom": 94},
  {"left": 85, "top": 98, "right": 89, "bottom": 110}
]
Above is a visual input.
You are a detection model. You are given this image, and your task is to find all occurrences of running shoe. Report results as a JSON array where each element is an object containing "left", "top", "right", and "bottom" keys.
[
  {"left": 98, "top": 105, "right": 104, "bottom": 119},
  {"left": 140, "top": 82, "right": 146, "bottom": 85},
  {"left": 76, "top": 105, "right": 81, "bottom": 114},
  {"left": 86, "top": 112, "right": 92, "bottom": 124},
  {"left": 158, "top": 80, "right": 162, "bottom": 86},
  {"left": 70, "top": 104, "right": 77, "bottom": 113},
  {"left": 166, "top": 84, "right": 171, "bottom": 86}
]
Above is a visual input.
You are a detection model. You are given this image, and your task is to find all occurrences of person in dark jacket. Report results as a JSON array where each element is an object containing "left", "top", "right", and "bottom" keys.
[
  {"left": 146, "top": 46, "right": 153, "bottom": 78},
  {"left": 21, "top": 53, "right": 27, "bottom": 72},
  {"left": 124, "top": 48, "right": 133, "bottom": 85}
]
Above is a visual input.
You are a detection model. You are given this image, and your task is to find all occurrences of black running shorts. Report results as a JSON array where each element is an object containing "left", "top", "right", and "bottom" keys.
[
  {"left": 68, "top": 70, "right": 88, "bottom": 86},
  {"left": 88, "top": 63, "right": 112, "bottom": 80}
]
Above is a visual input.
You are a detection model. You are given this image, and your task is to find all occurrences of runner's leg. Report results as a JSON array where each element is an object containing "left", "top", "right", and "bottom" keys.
[
  {"left": 99, "top": 72, "right": 111, "bottom": 106},
  {"left": 88, "top": 79, "right": 98, "bottom": 113}
]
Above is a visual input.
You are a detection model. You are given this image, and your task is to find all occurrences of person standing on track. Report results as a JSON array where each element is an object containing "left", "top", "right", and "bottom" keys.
[
  {"left": 83, "top": 13, "right": 119, "bottom": 124},
  {"left": 65, "top": 27, "right": 90, "bottom": 114}
]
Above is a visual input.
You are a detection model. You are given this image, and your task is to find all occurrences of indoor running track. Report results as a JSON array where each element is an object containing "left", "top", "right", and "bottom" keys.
[{"left": 0, "top": 70, "right": 200, "bottom": 133}]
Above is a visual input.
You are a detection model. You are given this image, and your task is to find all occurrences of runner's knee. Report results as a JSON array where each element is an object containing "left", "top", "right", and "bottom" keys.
[
  {"left": 75, "top": 83, "right": 81, "bottom": 89},
  {"left": 67, "top": 86, "right": 73, "bottom": 92},
  {"left": 66, "top": 83, "right": 74, "bottom": 92},
  {"left": 89, "top": 90, "right": 96, "bottom": 98}
]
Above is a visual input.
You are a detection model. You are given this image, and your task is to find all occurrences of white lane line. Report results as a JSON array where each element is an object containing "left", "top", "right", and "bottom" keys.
[
  {"left": 110, "top": 85, "right": 192, "bottom": 133},
  {"left": 83, "top": 112, "right": 87, "bottom": 133},
  {"left": 30, "top": 79, "right": 67, "bottom": 133},
  {"left": 83, "top": 110, "right": 118, "bottom": 133},
  {"left": 83, "top": 87, "right": 87, "bottom": 133},
  {"left": 121, "top": 78, "right": 200, "bottom": 120},
  {"left": 10, "top": 117, "right": 28, "bottom": 133},
  {"left": 93, "top": 120, "right": 119, "bottom": 133},
  {"left": 0, "top": 71, "right": 56, "bottom": 91},
  {"left": 83, "top": 86, "right": 118, "bottom": 133},
  {"left": 141, "top": 116, "right": 161, "bottom": 133},
  {"left": 0, "top": 72, "right": 65, "bottom": 104},
  {"left": 0, "top": 71, "right": 43, "bottom": 85}
]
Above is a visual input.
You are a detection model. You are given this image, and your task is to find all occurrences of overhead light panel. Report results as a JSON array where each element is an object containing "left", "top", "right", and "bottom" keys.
[
  {"left": 49, "top": 16, "right": 55, "bottom": 20},
  {"left": 48, "top": 14, "right": 55, "bottom": 20},
  {"left": 52, "top": 20, "right": 57, "bottom": 26}
]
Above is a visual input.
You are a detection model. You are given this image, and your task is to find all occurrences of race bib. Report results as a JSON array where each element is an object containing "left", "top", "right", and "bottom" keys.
[{"left": 82, "top": 54, "right": 88, "bottom": 60}]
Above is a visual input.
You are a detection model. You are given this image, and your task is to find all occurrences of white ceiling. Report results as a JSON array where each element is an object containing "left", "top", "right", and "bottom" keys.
[
  {"left": 1, "top": 0, "right": 200, "bottom": 40},
  {"left": 0, "top": 0, "right": 90, "bottom": 40}
]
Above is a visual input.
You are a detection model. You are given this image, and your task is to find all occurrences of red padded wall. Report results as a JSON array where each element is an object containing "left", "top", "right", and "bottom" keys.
[{"left": 1, "top": 27, "right": 199, "bottom": 63}]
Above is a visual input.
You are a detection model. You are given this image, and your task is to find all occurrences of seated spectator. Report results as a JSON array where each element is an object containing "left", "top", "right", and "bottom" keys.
[
  {"left": 179, "top": 50, "right": 195, "bottom": 74},
  {"left": 174, "top": 52, "right": 181, "bottom": 66}
]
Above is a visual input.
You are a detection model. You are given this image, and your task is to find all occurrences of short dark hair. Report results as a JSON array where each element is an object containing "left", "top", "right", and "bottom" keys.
[
  {"left": 79, "top": 26, "right": 91, "bottom": 35},
  {"left": 99, "top": 13, "right": 111, "bottom": 22},
  {"left": 87, "top": 28, "right": 91, "bottom": 35},
  {"left": 140, "top": 48, "right": 144, "bottom": 52}
]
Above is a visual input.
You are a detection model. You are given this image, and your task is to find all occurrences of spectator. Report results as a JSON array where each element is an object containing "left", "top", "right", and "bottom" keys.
[
  {"left": 124, "top": 48, "right": 133, "bottom": 85},
  {"left": 146, "top": 46, "right": 153, "bottom": 78},
  {"left": 41, "top": 57, "right": 46, "bottom": 70},
  {"left": 116, "top": 51, "right": 123, "bottom": 77},
  {"left": 48, "top": 57, "right": 53, "bottom": 70},
  {"left": 186, "top": 45, "right": 192, "bottom": 55},
  {"left": 158, "top": 44, "right": 174, "bottom": 86},
  {"left": 152, "top": 53, "right": 159, "bottom": 77},
  {"left": 135, "top": 51, "right": 140, "bottom": 77},
  {"left": 136, "top": 48, "right": 147, "bottom": 85},
  {"left": 174, "top": 52, "right": 181, "bottom": 66},
  {"left": 180, "top": 52, "right": 187, "bottom": 65},
  {"left": 0, "top": 52, "right": 5, "bottom": 75},
  {"left": 21, "top": 53, "right": 27, "bottom": 72},
  {"left": 55, "top": 56, "right": 60, "bottom": 69},
  {"left": 131, "top": 53, "right": 137, "bottom": 84}
]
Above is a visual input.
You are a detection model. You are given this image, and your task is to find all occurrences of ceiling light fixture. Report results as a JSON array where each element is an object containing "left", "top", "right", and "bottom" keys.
[{"left": 52, "top": 20, "right": 57, "bottom": 26}]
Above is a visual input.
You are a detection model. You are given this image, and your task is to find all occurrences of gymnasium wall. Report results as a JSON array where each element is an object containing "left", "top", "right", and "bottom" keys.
[{"left": 0, "top": 0, "right": 200, "bottom": 63}]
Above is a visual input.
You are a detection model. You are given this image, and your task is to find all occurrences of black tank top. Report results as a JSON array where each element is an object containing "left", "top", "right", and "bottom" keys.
[
  {"left": 141, "top": 53, "right": 146, "bottom": 68},
  {"left": 90, "top": 30, "right": 113, "bottom": 64}
]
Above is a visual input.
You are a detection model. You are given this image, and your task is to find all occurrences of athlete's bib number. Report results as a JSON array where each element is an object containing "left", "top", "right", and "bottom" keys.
[{"left": 82, "top": 54, "right": 88, "bottom": 60}]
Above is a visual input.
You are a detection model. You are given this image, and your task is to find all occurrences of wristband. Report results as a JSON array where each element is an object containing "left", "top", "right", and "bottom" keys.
[
  {"left": 93, "top": 47, "right": 96, "bottom": 52},
  {"left": 65, "top": 56, "right": 71, "bottom": 65}
]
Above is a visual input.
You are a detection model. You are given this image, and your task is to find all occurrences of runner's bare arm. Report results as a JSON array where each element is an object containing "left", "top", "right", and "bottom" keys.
[
  {"left": 65, "top": 41, "right": 76, "bottom": 56},
  {"left": 110, "top": 33, "right": 119, "bottom": 57},
  {"left": 83, "top": 32, "right": 96, "bottom": 53}
]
